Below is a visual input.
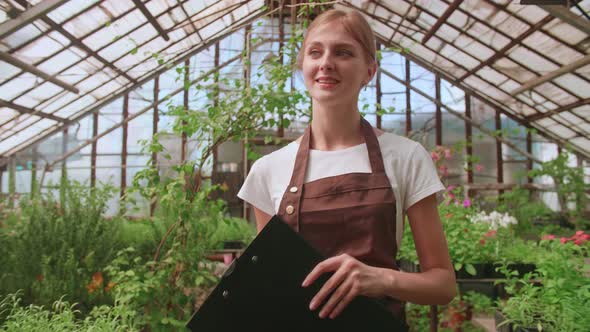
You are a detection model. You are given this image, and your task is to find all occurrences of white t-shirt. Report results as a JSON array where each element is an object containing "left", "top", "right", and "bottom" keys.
[{"left": 237, "top": 132, "right": 445, "bottom": 248}]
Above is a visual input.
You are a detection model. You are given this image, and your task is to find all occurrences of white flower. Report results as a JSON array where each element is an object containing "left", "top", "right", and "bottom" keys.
[{"left": 469, "top": 210, "right": 518, "bottom": 229}]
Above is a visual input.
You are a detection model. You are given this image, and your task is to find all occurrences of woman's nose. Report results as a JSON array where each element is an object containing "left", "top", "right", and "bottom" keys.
[{"left": 319, "top": 54, "right": 334, "bottom": 71}]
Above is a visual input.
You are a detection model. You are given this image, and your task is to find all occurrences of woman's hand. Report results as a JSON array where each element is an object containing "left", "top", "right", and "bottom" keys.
[{"left": 301, "top": 253, "right": 394, "bottom": 319}]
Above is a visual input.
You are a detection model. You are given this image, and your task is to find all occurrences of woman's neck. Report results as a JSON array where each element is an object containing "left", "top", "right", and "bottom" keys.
[{"left": 309, "top": 102, "right": 363, "bottom": 151}]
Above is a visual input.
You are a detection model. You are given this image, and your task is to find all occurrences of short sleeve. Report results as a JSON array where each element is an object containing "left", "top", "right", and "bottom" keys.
[
  {"left": 403, "top": 143, "right": 446, "bottom": 211},
  {"left": 237, "top": 157, "right": 275, "bottom": 215}
]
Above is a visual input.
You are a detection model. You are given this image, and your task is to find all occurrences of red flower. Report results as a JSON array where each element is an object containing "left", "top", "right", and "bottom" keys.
[
  {"left": 560, "top": 237, "right": 568, "bottom": 244},
  {"left": 479, "top": 239, "right": 486, "bottom": 245},
  {"left": 86, "top": 272, "right": 104, "bottom": 294},
  {"left": 485, "top": 230, "right": 497, "bottom": 238},
  {"left": 104, "top": 281, "right": 116, "bottom": 292},
  {"left": 541, "top": 234, "right": 556, "bottom": 240}
]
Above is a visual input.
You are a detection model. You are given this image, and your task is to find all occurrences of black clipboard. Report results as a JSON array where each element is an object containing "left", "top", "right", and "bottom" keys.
[{"left": 186, "top": 215, "right": 407, "bottom": 331}]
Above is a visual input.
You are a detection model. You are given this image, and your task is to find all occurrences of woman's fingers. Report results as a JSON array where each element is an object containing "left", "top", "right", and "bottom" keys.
[
  {"left": 309, "top": 262, "right": 349, "bottom": 310},
  {"left": 328, "top": 284, "right": 358, "bottom": 319},
  {"left": 318, "top": 278, "right": 352, "bottom": 318},
  {"left": 302, "top": 254, "right": 347, "bottom": 287}
]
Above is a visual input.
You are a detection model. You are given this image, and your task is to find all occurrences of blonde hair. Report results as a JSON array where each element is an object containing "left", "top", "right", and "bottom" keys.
[{"left": 296, "top": 9, "right": 376, "bottom": 69}]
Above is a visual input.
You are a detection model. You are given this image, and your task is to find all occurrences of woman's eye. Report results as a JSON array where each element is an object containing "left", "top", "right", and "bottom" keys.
[
  {"left": 337, "top": 50, "right": 352, "bottom": 56},
  {"left": 309, "top": 50, "right": 321, "bottom": 56}
]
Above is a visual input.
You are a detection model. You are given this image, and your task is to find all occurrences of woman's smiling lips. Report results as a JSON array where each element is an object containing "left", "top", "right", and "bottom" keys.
[{"left": 315, "top": 76, "right": 340, "bottom": 89}]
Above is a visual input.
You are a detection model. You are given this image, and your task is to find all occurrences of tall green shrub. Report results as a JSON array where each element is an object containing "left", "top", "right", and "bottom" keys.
[{"left": 1, "top": 181, "right": 120, "bottom": 312}]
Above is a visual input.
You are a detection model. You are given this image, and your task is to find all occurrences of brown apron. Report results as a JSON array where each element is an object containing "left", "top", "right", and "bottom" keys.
[{"left": 277, "top": 117, "right": 405, "bottom": 319}]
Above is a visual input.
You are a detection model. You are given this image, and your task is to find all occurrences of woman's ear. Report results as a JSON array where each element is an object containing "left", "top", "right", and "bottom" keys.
[{"left": 365, "top": 62, "right": 378, "bottom": 86}]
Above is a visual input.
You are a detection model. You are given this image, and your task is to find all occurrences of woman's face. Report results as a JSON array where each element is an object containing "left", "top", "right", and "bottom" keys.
[{"left": 302, "top": 20, "right": 376, "bottom": 108}]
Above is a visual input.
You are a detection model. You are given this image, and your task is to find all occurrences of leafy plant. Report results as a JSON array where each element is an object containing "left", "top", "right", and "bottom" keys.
[
  {"left": 0, "top": 291, "right": 139, "bottom": 331},
  {"left": 0, "top": 180, "right": 120, "bottom": 312},
  {"left": 496, "top": 240, "right": 590, "bottom": 331},
  {"left": 495, "top": 186, "right": 554, "bottom": 236},
  {"left": 527, "top": 150, "right": 589, "bottom": 228}
]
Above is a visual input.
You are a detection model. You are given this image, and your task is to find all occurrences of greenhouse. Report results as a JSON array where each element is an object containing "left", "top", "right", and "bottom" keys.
[{"left": 0, "top": 0, "right": 589, "bottom": 331}]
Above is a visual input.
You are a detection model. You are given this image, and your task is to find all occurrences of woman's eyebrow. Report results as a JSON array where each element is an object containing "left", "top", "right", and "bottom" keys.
[{"left": 307, "top": 41, "right": 356, "bottom": 49}]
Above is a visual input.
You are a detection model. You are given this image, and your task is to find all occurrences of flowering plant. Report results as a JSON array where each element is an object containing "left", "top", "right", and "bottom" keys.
[
  {"left": 542, "top": 230, "right": 590, "bottom": 247},
  {"left": 469, "top": 211, "right": 518, "bottom": 230}
]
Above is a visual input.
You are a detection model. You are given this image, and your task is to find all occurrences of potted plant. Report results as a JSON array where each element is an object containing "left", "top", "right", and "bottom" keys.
[{"left": 495, "top": 240, "right": 590, "bottom": 331}]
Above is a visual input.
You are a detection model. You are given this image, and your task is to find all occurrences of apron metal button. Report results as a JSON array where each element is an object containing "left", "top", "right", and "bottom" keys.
[
  {"left": 286, "top": 205, "right": 294, "bottom": 214},
  {"left": 289, "top": 186, "right": 298, "bottom": 193}
]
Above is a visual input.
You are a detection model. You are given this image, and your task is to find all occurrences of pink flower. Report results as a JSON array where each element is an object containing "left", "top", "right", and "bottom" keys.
[
  {"left": 575, "top": 230, "right": 584, "bottom": 236},
  {"left": 475, "top": 164, "right": 484, "bottom": 172},
  {"left": 485, "top": 230, "right": 497, "bottom": 238},
  {"left": 542, "top": 234, "right": 556, "bottom": 240},
  {"left": 560, "top": 237, "right": 568, "bottom": 244},
  {"left": 581, "top": 234, "right": 590, "bottom": 240},
  {"left": 438, "top": 165, "right": 448, "bottom": 176},
  {"left": 444, "top": 149, "right": 452, "bottom": 160},
  {"left": 431, "top": 151, "right": 441, "bottom": 161},
  {"left": 574, "top": 239, "right": 584, "bottom": 246},
  {"left": 463, "top": 199, "right": 471, "bottom": 208},
  {"left": 447, "top": 185, "right": 456, "bottom": 192}
]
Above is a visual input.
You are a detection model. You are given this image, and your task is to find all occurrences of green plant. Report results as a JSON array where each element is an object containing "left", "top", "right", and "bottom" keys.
[
  {"left": 462, "top": 291, "right": 494, "bottom": 316},
  {"left": 528, "top": 150, "right": 589, "bottom": 228},
  {"left": 208, "top": 216, "right": 256, "bottom": 249},
  {"left": 496, "top": 240, "right": 590, "bottom": 331},
  {"left": 495, "top": 186, "right": 554, "bottom": 236},
  {"left": 0, "top": 291, "right": 139, "bottom": 331},
  {"left": 0, "top": 180, "right": 121, "bottom": 312}
]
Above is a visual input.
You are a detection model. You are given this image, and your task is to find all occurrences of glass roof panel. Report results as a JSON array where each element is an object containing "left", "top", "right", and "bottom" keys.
[
  {"left": 3, "top": 22, "right": 49, "bottom": 49},
  {"left": 62, "top": 5, "right": 110, "bottom": 39},
  {"left": 0, "top": 109, "right": 18, "bottom": 124},
  {"left": 0, "top": 73, "right": 38, "bottom": 100},
  {"left": 0, "top": 0, "right": 587, "bottom": 158},
  {"left": 0, "top": 61, "right": 20, "bottom": 81},
  {"left": 0, "top": 118, "right": 56, "bottom": 153},
  {"left": 37, "top": 48, "right": 86, "bottom": 75},
  {"left": 543, "top": 19, "right": 588, "bottom": 46},
  {"left": 508, "top": 3, "right": 548, "bottom": 25},
  {"left": 0, "top": 114, "right": 40, "bottom": 140},
  {"left": 522, "top": 31, "right": 584, "bottom": 66},
  {"left": 13, "top": 32, "right": 68, "bottom": 63},
  {"left": 46, "top": 0, "right": 100, "bottom": 24},
  {"left": 553, "top": 74, "right": 590, "bottom": 99}
]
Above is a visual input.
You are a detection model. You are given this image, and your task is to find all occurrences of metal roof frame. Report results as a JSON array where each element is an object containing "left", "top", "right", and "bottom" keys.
[{"left": 0, "top": 0, "right": 588, "bottom": 162}]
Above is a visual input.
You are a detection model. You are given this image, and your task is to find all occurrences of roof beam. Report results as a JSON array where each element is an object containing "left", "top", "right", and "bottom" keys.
[
  {"left": 132, "top": 0, "right": 170, "bottom": 41},
  {"left": 0, "top": 6, "right": 269, "bottom": 160},
  {"left": 541, "top": 5, "right": 590, "bottom": 35},
  {"left": 0, "top": 1, "right": 263, "bottom": 147},
  {"left": 375, "top": 35, "right": 588, "bottom": 159},
  {"left": 0, "top": 51, "right": 79, "bottom": 94},
  {"left": 10, "top": 0, "right": 137, "bottom": 85},
  {"left": 0, "top": 99, "right": 66, "bottom": 122},
  {"left": 43, "top": 50, "right": 248, "bottom": 170},
  {"left": 0, "top": 0, "right": 68, "bottom": 39},
  {"left": 379, "top": 67, "right": 541, "bottom": 164},
  {"left": 511, "top": 53, "right": 590, "bottom": 96},
  {"left": 422, "top": 0, "right": 463, "bottom": 44},
  {"left": 458, "top": 15, "right": 553, "bottom": 82},
  {"left": 525, "top": 98, "right": 590, "bottom": 122}
]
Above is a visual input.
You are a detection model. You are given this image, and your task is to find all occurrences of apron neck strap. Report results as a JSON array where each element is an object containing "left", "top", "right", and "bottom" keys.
[{"left": 289, "top": 116, "right": 385, "bottom": 189}]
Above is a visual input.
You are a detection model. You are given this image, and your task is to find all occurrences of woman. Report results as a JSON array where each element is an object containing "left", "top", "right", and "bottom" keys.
[{"left": 237, "top": 9, "right": 456, "bottom": 323}]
